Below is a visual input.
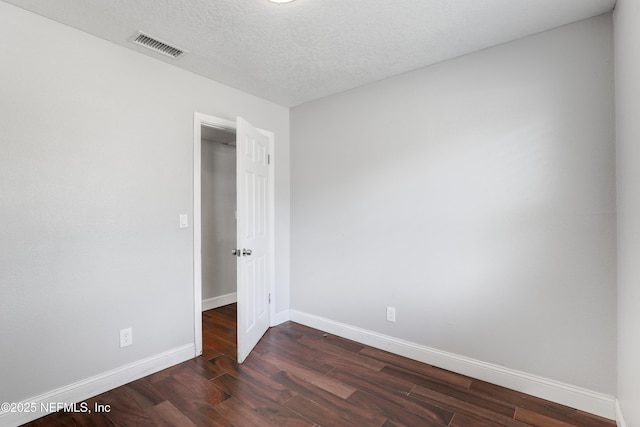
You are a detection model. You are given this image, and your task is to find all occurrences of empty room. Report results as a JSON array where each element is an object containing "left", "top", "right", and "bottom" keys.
[{"left": 1, "top": 0, "right": 639, "bottom": 426}]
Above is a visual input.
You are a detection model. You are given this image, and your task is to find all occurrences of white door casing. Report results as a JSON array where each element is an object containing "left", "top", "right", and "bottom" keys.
[{"left": 236, "top": 116, "right": 271, "bottom": 363}]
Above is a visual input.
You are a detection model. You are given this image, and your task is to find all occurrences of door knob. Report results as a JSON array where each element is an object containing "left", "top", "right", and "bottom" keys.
[
  {"left": 231, "top": 249, "right": 240, "bottom": 257},
  {"left": 242, "top": 248, "right": 252, "bottom": 256}
]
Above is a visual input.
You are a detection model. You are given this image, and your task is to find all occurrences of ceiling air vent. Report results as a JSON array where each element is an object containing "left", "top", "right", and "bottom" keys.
[{"left": 130, "top": 32, "right": 185, "bottom": 59}]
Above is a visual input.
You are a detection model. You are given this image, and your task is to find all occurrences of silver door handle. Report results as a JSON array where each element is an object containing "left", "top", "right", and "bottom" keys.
[
  {"left": 242, "top": 248, "right": 252, "bottom": 256},
  {"left": 231, "top": 249, "right": 240, "bottom": 257}
]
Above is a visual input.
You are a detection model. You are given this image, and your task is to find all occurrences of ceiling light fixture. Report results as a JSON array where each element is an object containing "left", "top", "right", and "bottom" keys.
[{"left": 268, "top": 0, "right": 295, "bottom": 3}]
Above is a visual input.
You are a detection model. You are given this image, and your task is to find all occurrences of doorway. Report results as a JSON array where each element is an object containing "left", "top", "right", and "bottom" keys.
[
  {"left": 193, "top": 113, "right": 275, "bottom": 363},
  {"left": 201, "top": 125, "right": 237, "bottom": 312}
]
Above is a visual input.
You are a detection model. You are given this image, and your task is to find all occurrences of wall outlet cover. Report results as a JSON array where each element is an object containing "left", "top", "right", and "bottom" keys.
[
  {"left": 386, "top": 307, "right": 396, "bottom": 323},
  {"left": 120, "top": 328, "right": 133, "bottom": 348}
]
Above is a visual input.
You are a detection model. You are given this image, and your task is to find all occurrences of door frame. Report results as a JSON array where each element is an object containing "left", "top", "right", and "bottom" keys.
[{"left": 193, "top": 112, "right": 276, "bottom": 357}]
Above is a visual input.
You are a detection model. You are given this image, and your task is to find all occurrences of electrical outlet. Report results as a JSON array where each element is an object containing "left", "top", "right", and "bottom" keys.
[
  {"left": 386, "top": 307, "right": 396, "bottom": 323},
  {"left": 120, "top": 328, "right": 133, "bottom": 348}
]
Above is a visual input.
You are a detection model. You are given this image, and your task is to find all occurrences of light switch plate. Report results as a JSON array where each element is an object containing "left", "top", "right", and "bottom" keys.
[{"left": 179, "top": 214, "right": 188, "bottom": 228}]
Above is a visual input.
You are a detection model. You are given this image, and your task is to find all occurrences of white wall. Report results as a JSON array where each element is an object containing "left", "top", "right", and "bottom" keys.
[
  {"left": 201, "top": 140, "right": 237, "bottom": 301},
  {"left": 0, "top": 0, "right": 289, "bottom": 406},
  {"left": 291, "top": 14, "right": 616, "bottom": 395},
  {"left": 614, "top": 0, "right": 640, "bottom": 425}
]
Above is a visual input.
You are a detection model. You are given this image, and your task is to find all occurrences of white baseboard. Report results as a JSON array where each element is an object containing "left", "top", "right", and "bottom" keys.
[
  {"left": 272, "top": 309, "right": 291, "bottom": 326},
  {"left": 616, "top": 399, "right": 627, "bottom": 427},
  {"left": 289, "top": 309, "right": 616, "bottom": 420},
  {"left": 202, "top": 292, "right": 237, "bottom": 311},
  {"left": 0, "top": 344, "right": 194, "bottom": 427}
]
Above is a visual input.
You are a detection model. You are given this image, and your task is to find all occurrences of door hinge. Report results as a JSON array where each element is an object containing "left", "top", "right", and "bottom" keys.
[
  {"left": 268, "top": 293, "right": 271, "bottom": 303},
  {"left": 267, "top": 154, "right": 271, "bottom": 165}
]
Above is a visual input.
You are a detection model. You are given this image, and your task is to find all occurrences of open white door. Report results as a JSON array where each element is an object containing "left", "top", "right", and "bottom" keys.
[{"left": 236, "top": 116, "right": 271, "bottom": 363}]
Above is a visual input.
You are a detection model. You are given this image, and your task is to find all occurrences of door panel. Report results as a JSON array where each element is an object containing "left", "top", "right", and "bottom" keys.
[{"left": 236, "top": 116, "right": 270, "bottom": 363}]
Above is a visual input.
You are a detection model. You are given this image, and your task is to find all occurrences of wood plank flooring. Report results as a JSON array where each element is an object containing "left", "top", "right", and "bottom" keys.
[{"left": 24, "top": 304, "right": 616, "bottom": 426}]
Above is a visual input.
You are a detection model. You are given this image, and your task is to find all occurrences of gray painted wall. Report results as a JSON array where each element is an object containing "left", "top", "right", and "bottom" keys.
[
  {"left": 291, "top": 14, "right": 616, "bottom": 394},
  {"left": 614, "top": 0, "right": 640, "bottom": 424},
  {"left": 0, "top": 2, "right": 289, "bottom": 404},
  {"left": 201, "top": 139, "right": 237, "bottom": 300}
]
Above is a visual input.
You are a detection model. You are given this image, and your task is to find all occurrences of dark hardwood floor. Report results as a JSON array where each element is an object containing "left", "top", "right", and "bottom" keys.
[{"left": 24, "top": 303, "right": 616, "bottom": 426}]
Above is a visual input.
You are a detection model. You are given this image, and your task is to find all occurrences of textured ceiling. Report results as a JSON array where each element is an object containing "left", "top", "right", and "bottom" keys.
[{"left": 2, "top": 0, "right": 615, "bottom": 107}]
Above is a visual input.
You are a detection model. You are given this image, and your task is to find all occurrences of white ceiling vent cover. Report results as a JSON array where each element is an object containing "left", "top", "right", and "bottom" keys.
[{"left": 130, "top": 32, "right": 185, "bottom": 59}]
